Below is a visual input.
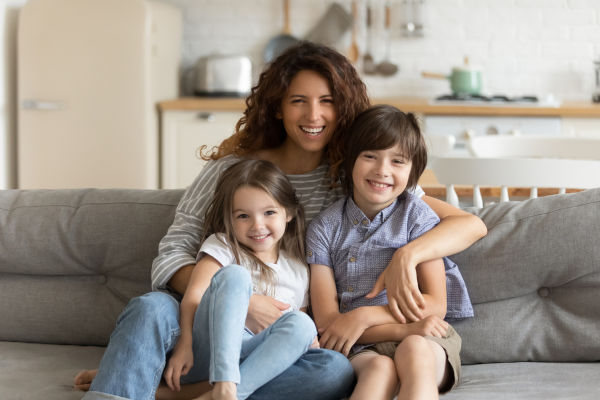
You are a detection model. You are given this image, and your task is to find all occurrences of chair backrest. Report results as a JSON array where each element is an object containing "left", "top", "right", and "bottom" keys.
[
  {"left": 468, "top": 135, "right": 600, "bottom": 160},
  {"left": 430, "top": 136, "right": 600, "bottom": 207}
]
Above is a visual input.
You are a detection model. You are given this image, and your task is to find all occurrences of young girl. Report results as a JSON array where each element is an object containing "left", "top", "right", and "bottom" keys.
[
  {"left": 308, "top": 105, "right": 474, "bottom": 400},
  {"left": 163, "top": 158, "right": 317, "bottom": 400}
]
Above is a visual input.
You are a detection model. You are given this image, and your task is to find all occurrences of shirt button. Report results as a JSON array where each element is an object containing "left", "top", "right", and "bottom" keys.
[
  {"left": 307, "top": 250, "right": 313, "bottom": 257},
  {"left": 362, "top": 219, "right": 369, "bottom": 226},
  {"left": 349, "top": 256, "right": 356, "bottom": 262},
  {"left": 353, "top": 219, "right": 359, "bottom": 225},
  {"left": 348, "top": 286, "right": 354, "bottom": 292}
]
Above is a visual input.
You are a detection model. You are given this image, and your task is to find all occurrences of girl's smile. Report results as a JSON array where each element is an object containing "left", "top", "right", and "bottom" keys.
[{"left": 232, "top": 185, "right": 291, "bottom": 263}]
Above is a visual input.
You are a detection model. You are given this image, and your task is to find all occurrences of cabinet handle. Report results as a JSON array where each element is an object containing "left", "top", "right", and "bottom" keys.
[
  {"left": 22, "top": 99, "right": 63, "bottom": 110},
  {"left": 196, "top": 112, "right": 215, "bottom": 122}
]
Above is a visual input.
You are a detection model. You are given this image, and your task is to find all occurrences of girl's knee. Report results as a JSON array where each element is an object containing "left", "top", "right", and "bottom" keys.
[
  {"left": 211, "top": 264, "right": 252, "bottom": 291},
  {"left": 277, "top": 311, "right": 317, "bottom": 343}
]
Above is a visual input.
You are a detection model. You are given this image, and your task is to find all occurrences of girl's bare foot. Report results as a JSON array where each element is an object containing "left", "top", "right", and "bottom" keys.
[
  {"left": 194, "top": 381, "right": 236, "bottom": 400},
  {"left": 73, "top": 369, "right": 98, "bottom": 391}
]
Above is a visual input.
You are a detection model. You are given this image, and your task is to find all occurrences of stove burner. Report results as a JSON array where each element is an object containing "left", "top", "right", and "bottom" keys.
[{"left": 435, "top": 94, "right": 539, "bottom": 103}]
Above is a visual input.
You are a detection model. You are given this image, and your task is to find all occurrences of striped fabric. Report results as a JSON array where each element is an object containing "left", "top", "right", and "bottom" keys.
[{"left": 151, "top": 155, "right": 425, "bottom": 292}]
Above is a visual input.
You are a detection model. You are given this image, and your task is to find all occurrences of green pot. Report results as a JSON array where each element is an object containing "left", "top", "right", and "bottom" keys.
[
  {"left": 422, "top": 59, "right": 483, "bottom": 95},
  {"left": 449, "top": 66, "right": 482, "bottom": 95}
]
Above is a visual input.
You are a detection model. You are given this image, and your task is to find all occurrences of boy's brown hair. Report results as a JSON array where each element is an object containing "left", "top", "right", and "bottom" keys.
[{"left": 343, "top": 105, "right": 428, "bottom": 195}]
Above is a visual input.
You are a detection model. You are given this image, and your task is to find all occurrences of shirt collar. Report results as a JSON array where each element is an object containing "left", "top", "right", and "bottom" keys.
[{"left": 345, "top": 195, "right": 401, "bottom": 229}]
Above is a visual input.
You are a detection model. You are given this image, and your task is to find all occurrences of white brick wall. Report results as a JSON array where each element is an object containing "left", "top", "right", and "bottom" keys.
[{"left": 165, "top": 0, "right": 600, "bottom": 101}]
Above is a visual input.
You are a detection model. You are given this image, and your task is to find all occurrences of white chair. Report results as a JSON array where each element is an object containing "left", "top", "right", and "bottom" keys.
[{"left": 430, "top": 136, "right": 600, "bottom": 208}]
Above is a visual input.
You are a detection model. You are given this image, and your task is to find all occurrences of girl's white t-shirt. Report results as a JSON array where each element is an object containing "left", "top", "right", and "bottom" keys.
[{"left": 198, "top": 233, "right": 309, "bottom": 311}]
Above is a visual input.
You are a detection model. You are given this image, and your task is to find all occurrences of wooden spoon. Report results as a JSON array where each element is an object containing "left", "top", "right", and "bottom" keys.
[
  {"left": 347, "top": 1, "right": 359, "bottom": 63},
  {"left": 363, "top": 4, "right": 377, "bottom": 74}
]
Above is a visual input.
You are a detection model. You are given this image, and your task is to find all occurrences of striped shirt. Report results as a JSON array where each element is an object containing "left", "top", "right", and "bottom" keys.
[{"left": 151, "top": 155, "right": 425, "bottom": 292}]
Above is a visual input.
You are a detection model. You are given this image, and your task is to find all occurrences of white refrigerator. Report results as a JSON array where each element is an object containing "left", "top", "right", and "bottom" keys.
[{"left": 17, "top": 0, "right": 181, "bottom": 189}]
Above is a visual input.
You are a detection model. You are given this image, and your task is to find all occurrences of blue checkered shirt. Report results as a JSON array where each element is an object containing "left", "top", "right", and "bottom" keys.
[{"left": 306, "top": 192, "right": 474, "bottom": 321}]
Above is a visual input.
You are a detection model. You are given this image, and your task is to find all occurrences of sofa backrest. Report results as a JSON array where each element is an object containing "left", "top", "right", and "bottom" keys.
[
  {"left": 1, "top": 187, "right": 599, "bottom": 363},
  {"left": 0, "top": 189, "right": 183, "bottom": 346},
  {"left": 451, "top": 187, "right": 600, "bottom": 364}
]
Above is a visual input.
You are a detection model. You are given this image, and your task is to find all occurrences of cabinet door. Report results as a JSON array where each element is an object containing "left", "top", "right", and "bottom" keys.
[{"left": 161, "top": 110, "right": 242, "bottom": 189}]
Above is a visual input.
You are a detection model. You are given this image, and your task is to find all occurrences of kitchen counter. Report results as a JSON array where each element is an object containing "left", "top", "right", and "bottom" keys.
[{"left": 158, "top": 97, "right": 600, "bottom": 117}]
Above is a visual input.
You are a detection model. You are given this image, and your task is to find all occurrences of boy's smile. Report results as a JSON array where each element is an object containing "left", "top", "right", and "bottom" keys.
[{"left": 351, "top": 144, "right": 412, "bottom": 220}]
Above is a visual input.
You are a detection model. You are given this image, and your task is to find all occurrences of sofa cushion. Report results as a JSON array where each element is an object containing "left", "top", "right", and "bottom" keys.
[
  {"left": 441, "top": 362, "right": 600, "bottom": 399},
  {"left": 450, "top": 188, "right": 600, "bottom": 364},
  {"left": 0, "top": 341, "right": 104, "bottom": 400},
  {"left": 0, "top": 189, "right": 184, "bottom": 345}
]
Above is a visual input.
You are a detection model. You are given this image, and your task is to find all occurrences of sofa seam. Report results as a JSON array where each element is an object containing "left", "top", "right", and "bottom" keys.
[{"left": 484, "top": 198, "right": 600, "bottom": 231}]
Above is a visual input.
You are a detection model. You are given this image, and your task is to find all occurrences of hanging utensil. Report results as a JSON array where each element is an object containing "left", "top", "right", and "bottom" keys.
[
  {"left": 264, "top": 0, "right": 299, "bottom": 63},
  {"left": 347, "top": 1, "right": 359, "bottom": 63},
  {"left": 377, "top": 2, "right": 398, "bottom": 76},
  {"left": 363, "top": 3, "right": 377, "bottom": 74}
]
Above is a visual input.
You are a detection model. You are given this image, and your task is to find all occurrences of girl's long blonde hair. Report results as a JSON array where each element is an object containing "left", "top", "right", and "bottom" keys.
[{"left": 202, "top": 159, "right": 306, "bottom": 294}]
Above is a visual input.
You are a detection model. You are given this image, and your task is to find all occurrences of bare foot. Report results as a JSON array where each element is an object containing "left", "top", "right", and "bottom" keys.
[
  {"left": 211, "top": 382, "right": 236, "bottom": 400},
  {"left": 73, "top": 369, "right": 98, "bottom": 391},
  {"left": 193, "top": 382, "right": 236, "bottom": 400}
]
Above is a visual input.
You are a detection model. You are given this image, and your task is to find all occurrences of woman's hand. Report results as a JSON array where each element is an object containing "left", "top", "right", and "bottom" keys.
[
  {"left": 246, "top": 295, "right": 290, "bottom": 333},
  {"left": 407, "top": 315, "right": 449, "bottom": 338},
  {"left": 366, "top": 247, "right": 425, "bottom": 324},
  {"left": 318, "top": 310, "right": 368, "bottom": 356},
  {"left": 163, "top": 338, "right": 194, "bottom": 392}
]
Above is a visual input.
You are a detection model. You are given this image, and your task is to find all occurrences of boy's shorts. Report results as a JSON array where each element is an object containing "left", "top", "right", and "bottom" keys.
[{"left": 349, "top": 325, "right": 461, "bottom": 393}]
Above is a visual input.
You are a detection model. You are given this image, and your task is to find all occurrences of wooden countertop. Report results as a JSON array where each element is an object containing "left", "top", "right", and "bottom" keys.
[{"left": 159, "top": 97, "right": 600, "bottom": 117}]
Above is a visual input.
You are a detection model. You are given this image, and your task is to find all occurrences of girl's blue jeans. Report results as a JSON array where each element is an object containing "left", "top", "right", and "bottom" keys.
[{"left": 83, "top": 265, "right": 355, "bottom": 400}]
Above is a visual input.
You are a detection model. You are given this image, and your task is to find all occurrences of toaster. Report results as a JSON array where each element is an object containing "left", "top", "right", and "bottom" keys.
[{"left": 194, "top": 54, "right": 252, "bottom": 97}]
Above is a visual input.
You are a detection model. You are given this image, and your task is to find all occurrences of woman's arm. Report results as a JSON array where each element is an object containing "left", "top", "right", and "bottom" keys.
[{"left": 368, "top": 195, "right": 487, "bottom": 323}]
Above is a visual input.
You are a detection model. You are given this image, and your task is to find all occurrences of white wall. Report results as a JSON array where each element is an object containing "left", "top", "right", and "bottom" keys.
[{"left": 163, "top": 0, "right": 600, "bottom": 101}]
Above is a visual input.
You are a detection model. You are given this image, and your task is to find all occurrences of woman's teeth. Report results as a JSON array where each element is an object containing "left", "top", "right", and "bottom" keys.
[
  {"left": 251, "top": 234, "right": 269, "bottom": 240},
  {"left": 301, "top": 126, "right": 324, "bottom": 136}
]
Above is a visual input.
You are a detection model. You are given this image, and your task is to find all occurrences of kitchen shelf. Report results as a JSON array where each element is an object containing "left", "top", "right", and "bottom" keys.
[{"left": 158, "top": 97, "right": 600, "bottom": 117}]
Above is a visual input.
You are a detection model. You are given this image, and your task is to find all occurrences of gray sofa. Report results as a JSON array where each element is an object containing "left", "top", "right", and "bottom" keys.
[{"left": 1, "top": 188, "right": 599, "bottom": 400}]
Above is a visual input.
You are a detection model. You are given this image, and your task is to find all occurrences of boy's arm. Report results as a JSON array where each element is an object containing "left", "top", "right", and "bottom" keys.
[
  {"left": 356, "top": 257, "right": 448, "bottom": 344},
  {"left": 311, "top": 264, "right": 404, "bottom": 355},
  {"left": 163, "top": 255, "right": 221, "bottom": 392},
  {"left": 369, "top": 196, "right": 486, "bottom": 322}
]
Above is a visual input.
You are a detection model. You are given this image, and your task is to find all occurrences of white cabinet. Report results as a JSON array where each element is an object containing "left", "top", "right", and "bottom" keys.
[
  {"left": 561, "top": 118, "right": 600, "bottom": 138},
  {"left": 161, "top": 110, "right": 242, "bottom": 189}
]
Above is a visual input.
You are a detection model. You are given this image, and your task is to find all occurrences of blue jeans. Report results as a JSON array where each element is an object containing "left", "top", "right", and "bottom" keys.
[{"left": 84, "top": 266, "right": 355, "bottom": 400}]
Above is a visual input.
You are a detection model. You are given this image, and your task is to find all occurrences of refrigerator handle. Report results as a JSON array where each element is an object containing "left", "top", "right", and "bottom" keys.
[{"left": 22, "top": 100, "right": 64, "bottom": 110}]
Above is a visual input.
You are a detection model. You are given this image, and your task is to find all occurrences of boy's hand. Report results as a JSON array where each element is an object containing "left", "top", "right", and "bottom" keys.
[
  {"left": 407, "top": 315, "right": 449, "bottom": 338},
  {"left": 246, "top": 295, "right": 289, "bottom": 334},
  {"left": 318, "top": 311, "right": 367, "bottom": 356},
  {"left": 366, "top": 250, "right": 425, "bottom": 323},
  {"left": 163, "top": 339, "right": 194, "bottom": 392}
]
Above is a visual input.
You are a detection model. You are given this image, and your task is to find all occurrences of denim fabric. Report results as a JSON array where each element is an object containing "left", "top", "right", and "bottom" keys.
[{"left": 84, "top": 266, "right": 355, "bottom": 400}]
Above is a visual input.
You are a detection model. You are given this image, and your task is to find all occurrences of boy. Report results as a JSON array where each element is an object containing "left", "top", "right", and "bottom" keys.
[{"left": 307, "top": 105, "right": 474, "bottom": 400}]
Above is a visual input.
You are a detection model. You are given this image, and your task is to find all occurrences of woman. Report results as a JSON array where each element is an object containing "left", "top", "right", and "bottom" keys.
[{"left": 77, "top": 42, "right": 486, "bottom": 400}]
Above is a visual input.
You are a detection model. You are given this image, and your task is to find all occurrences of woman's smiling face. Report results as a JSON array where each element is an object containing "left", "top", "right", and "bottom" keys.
[{"left": 279, "top": 70, "right": 338, "bottom": 158}]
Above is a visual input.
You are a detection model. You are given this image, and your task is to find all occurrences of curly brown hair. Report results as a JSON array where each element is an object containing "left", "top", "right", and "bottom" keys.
[{"left": 202, "top": 41, "right": 370, "bottom": 184}]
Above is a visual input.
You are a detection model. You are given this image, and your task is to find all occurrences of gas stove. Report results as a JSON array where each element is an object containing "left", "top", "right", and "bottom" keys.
[
  {"left": 431, "top": 94, "right": 559, "bottom": 107},
  {"left": 436, "top": 94, "right": 538, "bottom": 102}
]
